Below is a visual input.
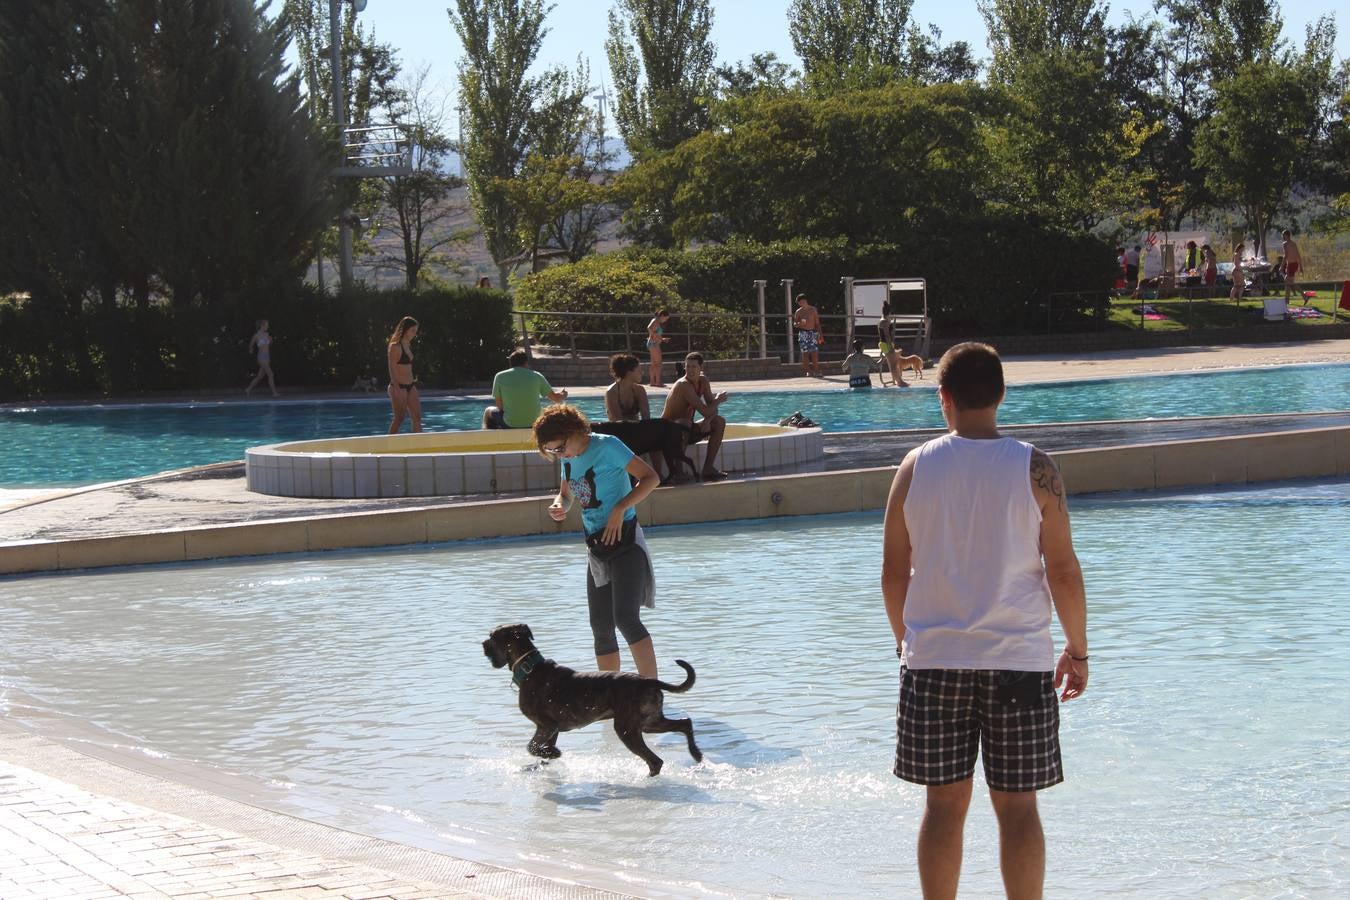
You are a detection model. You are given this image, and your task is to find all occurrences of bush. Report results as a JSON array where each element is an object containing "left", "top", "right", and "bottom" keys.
[
  {"left": 515, "top": 255, "right": 749, "bottom": 358},
  {"left": 609, "top": 215, "right": 1117, "bottom": 336},
  {"left": 0, "top": 284, "right": 514, "bottom": 399}
]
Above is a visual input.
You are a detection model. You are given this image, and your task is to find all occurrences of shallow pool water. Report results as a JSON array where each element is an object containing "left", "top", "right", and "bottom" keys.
[
  {"left": 2, "top": 363, "right": 1348, "bottom": 487},
  {"left": 2, "top": 479, "right": 1347, "bottom": 897}
]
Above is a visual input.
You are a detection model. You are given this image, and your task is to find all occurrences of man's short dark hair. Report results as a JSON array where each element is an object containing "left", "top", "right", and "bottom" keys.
[
  {"left": 685, "top": 351, "right": 704, "bottom": 365},
  {"left": 937, "top": 342, "right": 1004, "bottom": 411},
  {"left": 508, "top": 348, "right": 529, "bottom": 367}
]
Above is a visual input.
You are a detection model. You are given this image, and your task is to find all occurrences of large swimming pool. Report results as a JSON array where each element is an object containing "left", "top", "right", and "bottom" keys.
[
  {"left": 2, "top": 363, "right": 1347, "bottom": 488},
  {"left": 2, "top": 479, "right": 1346, "bottom": 897}
]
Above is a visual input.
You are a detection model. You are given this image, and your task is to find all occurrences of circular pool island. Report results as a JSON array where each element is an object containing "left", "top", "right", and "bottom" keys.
[{"left": 245, "top": 424, "right": 824, "bottom": 498}]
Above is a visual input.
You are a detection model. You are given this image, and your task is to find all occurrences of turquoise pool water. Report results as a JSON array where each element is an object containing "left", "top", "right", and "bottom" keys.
[
  {"left": 2, "top": 479, "right": 1347, "bottom": 897},
  {"left": 2, "top": 363, "right": 1347, "bottom": 488}
]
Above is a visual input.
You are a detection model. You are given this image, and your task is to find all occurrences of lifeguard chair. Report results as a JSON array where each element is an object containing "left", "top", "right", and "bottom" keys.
[{"left": 843, "top": 277, "right": 932, "bottom": 385}]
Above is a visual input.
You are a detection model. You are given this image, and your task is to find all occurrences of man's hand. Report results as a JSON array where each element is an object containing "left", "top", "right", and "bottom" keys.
[
  {"left": 547, "top": 497, "right": 569, "bottom": 522},
  {"left": 1054, "top": 649, "right": 1088, "bottom": 701},
  {"left": 558, "top": 388, "right": 569, "bottom": 401},
  {"left": 714, "top": 391, "right": 729, "bottom": 404},
  {"left": 600, "top": 508, "right": 625, "bottom": 544}
]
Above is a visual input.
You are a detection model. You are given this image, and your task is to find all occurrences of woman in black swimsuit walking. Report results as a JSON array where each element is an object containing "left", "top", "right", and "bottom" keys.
[{"left": 386, "top": 316, "right": 422, "bottom": 433}]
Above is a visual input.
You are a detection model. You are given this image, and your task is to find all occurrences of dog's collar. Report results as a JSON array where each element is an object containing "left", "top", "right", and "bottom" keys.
[{"left": 510, "top": 649, "right": 545, "bottom": 687}]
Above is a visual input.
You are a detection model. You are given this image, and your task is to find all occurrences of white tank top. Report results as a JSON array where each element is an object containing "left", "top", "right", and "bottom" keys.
[{"left": 900, "top": 434, "right": 1054, "bottom": 671}]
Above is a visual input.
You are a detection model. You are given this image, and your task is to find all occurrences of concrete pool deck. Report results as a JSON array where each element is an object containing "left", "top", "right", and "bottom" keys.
[{"left": 0, "top": 721, "right": 632, "bottom": 899}]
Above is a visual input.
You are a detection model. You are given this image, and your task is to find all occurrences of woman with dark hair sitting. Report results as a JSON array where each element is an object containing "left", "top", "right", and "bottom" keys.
[{"left": 604, "top": 353, "right": 650, "bottom": 423}]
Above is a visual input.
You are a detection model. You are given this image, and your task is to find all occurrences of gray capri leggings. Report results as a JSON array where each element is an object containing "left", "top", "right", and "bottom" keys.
[{"left": 586, "top": 544, "right": 652, "bottom": 656}]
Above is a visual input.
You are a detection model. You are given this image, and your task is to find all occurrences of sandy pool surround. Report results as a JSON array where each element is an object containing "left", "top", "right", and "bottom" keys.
[{"left": 245, "top": 424, "right": 825, "bottom": 498}]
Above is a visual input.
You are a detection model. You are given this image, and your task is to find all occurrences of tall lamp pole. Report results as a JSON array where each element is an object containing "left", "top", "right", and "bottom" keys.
[{"left": 329, "top": 0, "right": 353, "bottom": 290}]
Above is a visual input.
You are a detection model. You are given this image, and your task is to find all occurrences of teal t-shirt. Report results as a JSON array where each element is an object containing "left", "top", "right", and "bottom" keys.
[
  {"left": 561, "top": 433, "right": 637, "bottom": 536},
  {"left": 492, "top": 366, "right": 553, "bottom": 428}
]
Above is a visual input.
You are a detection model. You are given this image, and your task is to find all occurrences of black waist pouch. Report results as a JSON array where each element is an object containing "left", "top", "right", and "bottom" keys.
[{"left": 585, "top": 517, "right": 638, "bottom": 560}]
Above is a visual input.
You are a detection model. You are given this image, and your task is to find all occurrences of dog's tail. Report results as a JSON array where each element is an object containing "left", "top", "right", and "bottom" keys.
[{"left": 654, "top": 659, "right": 695, "bottom": 693}]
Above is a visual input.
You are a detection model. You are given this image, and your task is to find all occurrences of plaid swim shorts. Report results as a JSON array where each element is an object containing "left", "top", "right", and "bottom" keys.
[{"left": 894, "top": 667, "right": 1063, "bottom": 792}]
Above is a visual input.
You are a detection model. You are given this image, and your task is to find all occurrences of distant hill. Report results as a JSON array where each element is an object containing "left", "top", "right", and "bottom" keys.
[{"left": 312, "top": 183, "right": 630, "bottom": 289}]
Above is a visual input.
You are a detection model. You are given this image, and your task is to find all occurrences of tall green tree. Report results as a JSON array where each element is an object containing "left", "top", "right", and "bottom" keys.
[
  {"left": 618, "top": 83, "right": 993, "bottom": 246},
  {"left": 977, "top": 0, "right": 1142, "bottom": 229},
  {"left": 0, "top": 0, "right": 331, "bottom": 387},
  {"left": 1121, "top": 3, "right": 1215, "bottom": 232},
  {"left": 605, "top": 0, "right": 716, "bottom": 247},
  {"left": 1195, "top": 18, "right": 1340, "bottom": 257},
  {"left": 279, "top": 0, "right": 403, "bottom": 129},
  {"left": 788, "top": 0, "right": 976, "bottom": 90},
  {"left": 450, "top": 0, "right": 587, "bottom": 285},
  {"left": 1197, "top": 0, "right": 1286, "bottom": 74}
]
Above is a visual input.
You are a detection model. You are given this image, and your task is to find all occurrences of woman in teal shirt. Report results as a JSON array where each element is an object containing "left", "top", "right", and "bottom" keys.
[{"left": 536, "top": 404, "right": 663, "bottom": 677}]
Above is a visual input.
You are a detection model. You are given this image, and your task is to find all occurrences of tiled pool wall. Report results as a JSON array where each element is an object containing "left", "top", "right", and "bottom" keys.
[{"left": 245, "top": 429, "right": 826, "bottom": 499}]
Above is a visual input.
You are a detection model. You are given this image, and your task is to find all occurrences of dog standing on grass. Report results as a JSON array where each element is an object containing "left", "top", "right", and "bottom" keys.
[{"left": 483, "top": 623, "right": 703, "bottom": 776}]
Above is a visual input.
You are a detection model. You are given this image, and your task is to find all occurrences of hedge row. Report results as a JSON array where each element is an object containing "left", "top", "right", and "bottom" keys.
[
  {"left": 529, "top": 213, "right": 1118, "bottom": 336},
  {"left": 0, "top": 285, "right": 515, "bottom": 399},
  {"left": 513, "top": 255, "right": 748, "bottom": 358}
]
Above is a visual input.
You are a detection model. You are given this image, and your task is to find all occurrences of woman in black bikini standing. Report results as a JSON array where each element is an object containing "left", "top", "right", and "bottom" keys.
[{"left": 386, "top": 316, "right": 422, "bottom": 433}]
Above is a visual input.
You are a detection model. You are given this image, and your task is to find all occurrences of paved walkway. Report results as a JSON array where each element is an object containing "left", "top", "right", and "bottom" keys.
[{"left": 0, "top": 725, "right": 628, "bottom": 899}]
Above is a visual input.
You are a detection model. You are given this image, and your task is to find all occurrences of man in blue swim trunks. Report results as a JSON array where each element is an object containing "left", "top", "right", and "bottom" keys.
[{"left": 793, "top": 293, "right": 824, "bottom": 377}]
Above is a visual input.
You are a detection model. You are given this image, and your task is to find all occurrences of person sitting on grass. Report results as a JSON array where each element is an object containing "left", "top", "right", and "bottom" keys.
[
  {"left": 842, "top": 339, "right": 877, "bottom": 389},
  {"left": 483, "top": 348, "right": 568, "bottom": 429},
  {"left": 660, "top": 351, "right": 729, "bottom": 480}
]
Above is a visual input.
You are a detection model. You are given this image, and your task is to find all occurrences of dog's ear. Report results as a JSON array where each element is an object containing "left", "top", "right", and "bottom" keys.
[
  {"left": 483, "top": 638, "right": 507, "bottom": 668},
  {"left": 522, "top": 623, "right": 533, "bottom": 641}
]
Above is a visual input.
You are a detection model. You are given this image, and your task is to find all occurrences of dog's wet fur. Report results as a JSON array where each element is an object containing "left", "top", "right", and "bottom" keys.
[
  {"left": 590, "top": 419, "right": 699, "bottom": 484},
  {"left": 483, "top": 623, "right": 703, "bottom": 776}
]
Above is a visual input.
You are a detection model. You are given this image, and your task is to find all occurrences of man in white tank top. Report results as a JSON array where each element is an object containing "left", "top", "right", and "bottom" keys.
[{"left": 882, "top": 342, "right": 1089, "bottom": 899}]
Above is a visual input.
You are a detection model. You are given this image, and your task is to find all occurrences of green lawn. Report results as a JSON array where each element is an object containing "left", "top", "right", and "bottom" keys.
[{"left": 1106, "top": 288, "right": 1347, "bottom": 331}]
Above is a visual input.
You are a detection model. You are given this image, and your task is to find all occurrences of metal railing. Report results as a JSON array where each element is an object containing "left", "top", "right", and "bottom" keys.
[{"left": 514, "top": 309, "right": 904, "bottom": 362}]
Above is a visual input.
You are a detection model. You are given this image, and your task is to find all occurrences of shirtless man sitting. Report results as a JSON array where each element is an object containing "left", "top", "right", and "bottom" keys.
[{"left": 661, "top": 351, "right": 730, "bottom": 481}]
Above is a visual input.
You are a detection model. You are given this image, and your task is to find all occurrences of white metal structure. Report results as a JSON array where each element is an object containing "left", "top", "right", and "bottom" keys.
[{"left": 842, "top": 276, "right": 932, "bottom": 362}]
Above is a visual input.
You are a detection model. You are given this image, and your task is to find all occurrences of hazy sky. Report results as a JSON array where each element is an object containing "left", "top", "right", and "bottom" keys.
[{"left": 328, "top": 0, "right": 1347, "bottom": 101}]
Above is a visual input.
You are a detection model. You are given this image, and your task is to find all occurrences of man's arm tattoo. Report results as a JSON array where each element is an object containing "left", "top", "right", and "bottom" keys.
[{"left": 1031, "top": 451, "right": 1066, "bottom": 513}]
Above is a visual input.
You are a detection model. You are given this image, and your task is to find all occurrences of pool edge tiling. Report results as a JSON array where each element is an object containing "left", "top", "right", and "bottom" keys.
[{"left": 3, "top": 424, "right": 1348, "bottom": 576}]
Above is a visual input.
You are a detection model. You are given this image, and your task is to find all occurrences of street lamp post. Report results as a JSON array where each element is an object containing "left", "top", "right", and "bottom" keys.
[{"left": 329, "top": 0, "right": 353, "bottom": 291}]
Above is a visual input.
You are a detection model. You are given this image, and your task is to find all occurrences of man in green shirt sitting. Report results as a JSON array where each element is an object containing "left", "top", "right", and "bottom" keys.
[{"left": 483, "top": 348, "right": 569, "bottom": 428}]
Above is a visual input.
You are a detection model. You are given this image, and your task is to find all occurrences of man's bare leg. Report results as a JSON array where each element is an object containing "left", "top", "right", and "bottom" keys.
[
  {"left": 702, "top": 416, "right": 727, "bottom": 478},
  {"left": 990, "top": 789, "right": 1045, "bottom": 900},
  {"left": 917, "top": 779, "right": 971, "bottom": 900},
  {"left": 628, "top": 637, "right": 657, "bottom": 678}
]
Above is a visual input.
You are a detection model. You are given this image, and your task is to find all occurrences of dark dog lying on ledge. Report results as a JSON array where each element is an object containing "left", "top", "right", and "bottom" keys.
[
  {"left": 483, "top": 623, "right": 703, "bottom": 776},
  {"left": 590, "top": 419, "right": 699, "bottom": 484}
]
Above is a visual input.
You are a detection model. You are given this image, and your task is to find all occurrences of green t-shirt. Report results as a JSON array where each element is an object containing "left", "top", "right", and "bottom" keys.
[{"left": 491, "top": 366, "right": 554, "bottom": 428}]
